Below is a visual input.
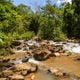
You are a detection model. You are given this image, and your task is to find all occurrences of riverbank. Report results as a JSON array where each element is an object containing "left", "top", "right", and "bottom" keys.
[{"left": 0, "top": 39, "right": 80, "bottom": 80}]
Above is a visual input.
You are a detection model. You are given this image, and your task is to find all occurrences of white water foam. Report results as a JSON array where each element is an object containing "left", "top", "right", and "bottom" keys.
[
  {"left": 63, "top": 42, "right": 80, "bottom": 53},
  {"left": 28, "top": 58, "right": 40, "bottom": 65}
]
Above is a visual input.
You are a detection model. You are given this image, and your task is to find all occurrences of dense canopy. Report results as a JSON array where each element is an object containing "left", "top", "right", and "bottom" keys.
[{"left": 0, "top": 0, "right": 80, "bottom": 47}]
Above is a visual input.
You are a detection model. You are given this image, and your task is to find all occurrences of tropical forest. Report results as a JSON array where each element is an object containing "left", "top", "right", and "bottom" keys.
[{"left": 0, "top": 0, "right": 80, "bottom": 80}]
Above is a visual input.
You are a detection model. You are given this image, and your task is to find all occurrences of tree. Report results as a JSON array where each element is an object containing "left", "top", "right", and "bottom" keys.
[
  {"left": 38, "top": 0, "right": 65, "bottom": 40},
  {"left": 28, "top": 13, "right": 40, "bottom": 35},
  {"left": 63, "top": 3, "right": 74, "bottom": 37},
  {"left": 17, "top": 4, "right": 32, "bottom": 14},
  {"left": 72, "top": 0, "right": 80, "bottom": 38},
  {"left": 63, "top": 0, "right": 80, "bottom": 38}
]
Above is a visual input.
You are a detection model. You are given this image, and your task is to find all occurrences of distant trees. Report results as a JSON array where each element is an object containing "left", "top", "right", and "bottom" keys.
[
  {"left": 38, "top": 1, "right": 66, "bottom": 40},
  {"left": 17, "top": 4, "right": 33, "bottom": 14}
]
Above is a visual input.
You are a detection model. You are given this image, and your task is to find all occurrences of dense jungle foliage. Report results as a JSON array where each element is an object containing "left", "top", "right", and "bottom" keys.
[{"left": 0, "top": 0, "right": 80, "bottom": 48}]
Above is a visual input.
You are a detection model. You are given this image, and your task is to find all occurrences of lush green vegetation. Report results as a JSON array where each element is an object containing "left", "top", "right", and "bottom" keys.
[
  {"left": 63, "top": 0, "right": 80, "bottom": 38},
  {"left": 0, "top": 0, "right": 80, "bottom": 48}
]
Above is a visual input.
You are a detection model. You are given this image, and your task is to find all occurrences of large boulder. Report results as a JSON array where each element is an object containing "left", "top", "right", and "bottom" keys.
[
  {"left": 13, "top": 63, "right": 38, "bottom": 73},
  {"left": 48, "top": 45, "right": 64, "bottom": 54},
  {"left": 33, "top": 49, "right": 51, "bottom": 61}
]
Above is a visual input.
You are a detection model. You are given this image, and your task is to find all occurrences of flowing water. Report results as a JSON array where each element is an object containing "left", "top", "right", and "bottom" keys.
[
  {"left": 63, "top": 42, "right": 80, "bottom": 53},
  {"left": 1, "top": 40, "right": 80, "bottom": 80},
  {"left": 28, "top": 57, "right": 40, "bottom": 65},
  {"left": 34, "top": 69, "right": 57, "bottom": 80},
  {"left": 42, "top": 56, "right": 80, "bottom": 77},
  {"left": 25, "top": 55, "right": 80, "bottom": 80},
  {"left": 49, "top": 41, "right": 80, "bottom": 54}
]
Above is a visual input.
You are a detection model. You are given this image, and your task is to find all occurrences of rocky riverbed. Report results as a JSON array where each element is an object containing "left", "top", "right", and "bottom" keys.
[{"left": 0, "top": 38, "right": 80, "bottom": 80}]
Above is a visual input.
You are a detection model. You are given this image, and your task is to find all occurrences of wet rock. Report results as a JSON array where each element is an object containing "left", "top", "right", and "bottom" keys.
[
  {"left": 29, "top": 63, "right": 38, "bottom": 72},
  {"left": 10, "top": 48, "right": 27, "bottom": 54},
  {"left": 2, "top": 59, "right": 10, "bottom": 63},
  {"left": 49, "top": 40, "right": 55, "bottom": 45},
  {"left": 75, "top": 57, "right": 80, "bottom": 63},
  {"left": 12, "top": 58, "right": 22, "bottom": 64},
  {"left": 53, "top": 52, "right": 60, "bottom": 57},
  {"left": 69, "top": 74, "right": 80, "bottom": 80},
  {"left": 27, "top": 40, "right": 37, "bottom": 46},
  {"left": 54, "top": 45, "right": 63, "bottom": 52},
  {"left": 16, "top": 47, "right": 22, "bottom": 50},
  {"left": 0, "top": 62, "right": 14, "bottom": 68},
  {"left": 9, "top": 74, "right": 24, "bottom": 80},
  {"left": 29, "top": 45, "right": 37, "bottom": 50},
  {"left": 11, "top": 40, "right": 22, "bottom": 46},
  {"left": 76, "top": 58, "right": 80, "bottom": 61},
  {"left": 48, "top": 45, "right": 64, "bottom": 54},
  {"left": 25, "top": 40, "right": 40, "bottom": 49},
  {"left": 48, "top": 45, "right": 55, "bottom": 53},
  {"left": 21, "top": 70, "right": 28, "bottom": 76},
  {"left": 15, "top": 43, "right": 29, "bottom": 51},
  {"left": 59, "top": 49, "right": 65, "bottom": 53},
  {"left": 0, "top": 72, "right": 4, "bottom": 77},
  {"left": 0, "top": 59, "right": 10, "bottom": 64},
  {"left": 48, "top": 68, "right": 69, "bottom": 77},
  {"left": 33, "top": 50, "right": 51, "bottom": 61},
  {"left": 61, "top": 52, "right": 71, "bottom": 56},
  {"left": 48, "top": 68, "right": 60, "bottom": 74},
  {"left": 22, "top": 57, "right": 28, "bottom": 62},
  {"left": 14, "top": 63, "right": 38, "bottom": 73},
  {"left": 2, "top": 70, "right": 13, "bottom": 77},
  {"left": 54, "top": 71, "right": 68, "bottom": 77},
  {"left": 23, "top": 46, "right": 29, "bottom": 51},
  {"left": 0, "top": 78, "right": 7, "bottom": 80},
  {"left": 8, "top": 66, "right": 16, "bottom": 71},
  {"left": 26, "top": 51, "right": 33, "bottom": 56}
]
